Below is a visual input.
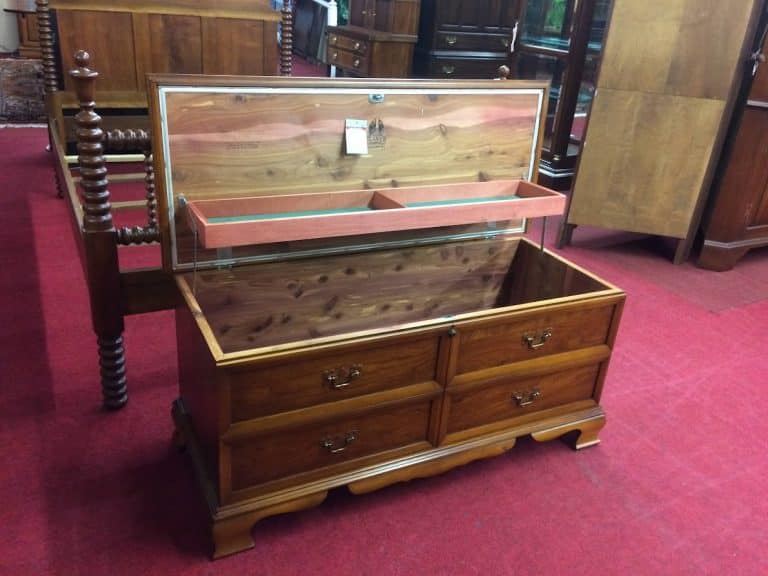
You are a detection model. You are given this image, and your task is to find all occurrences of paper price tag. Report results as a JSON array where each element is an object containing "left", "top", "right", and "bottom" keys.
[{"left": 345, "top": 119, "right": 369, "bottom": 155}]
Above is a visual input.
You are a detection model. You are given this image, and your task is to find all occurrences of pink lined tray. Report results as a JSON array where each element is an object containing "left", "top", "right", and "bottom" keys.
[{"left": 185, "top": 180, "right": 565, "bottom": 249}]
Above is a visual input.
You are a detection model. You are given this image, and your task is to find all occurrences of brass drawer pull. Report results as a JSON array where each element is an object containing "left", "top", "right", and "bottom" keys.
[
  {"left": 331, "top": 51, "right": 338, "bottom": 61},
  {"left": 522, "top": 328, "right": 552, "bottom": 350},
  {"left": 512, "top": 388, "right": 541, "bottom": 407},
  {"left": 445, "top": 35, "right": 457, "bottom": 46},
  {"left": 323, "top": 365, "right": 362, "bottom": 389},
  {"left": 501, "top": 38, "right": 510, "bottom": 48},
  {"left": 330, "top": 35, "right": 338, "bottom": 45},
  {"left": 321, "top": 431, "right": 358, "bottom": 454},
  {"left": 353, "top": 58, "right": 361, "bottom": 68},
  {"left": 442, "top": 65, "right": 455, "bottom": 75},
  {"left": 353, "top": 41, "right": 361, "bottom": 51}
]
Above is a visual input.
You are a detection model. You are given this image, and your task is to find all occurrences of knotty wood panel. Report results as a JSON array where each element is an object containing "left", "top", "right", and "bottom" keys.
[
  {"left": 161, "top": 88, "right": 541, "bottom": 201},
  {"left": 185, "top": 238, "right": 523, "bottom": 352},
  {"left": 201, "top": 18, "right": 277, "bottom": 76},
  {"left": 597, "top": 0, "right": 754, "bottom": 100},
  {"left": 569, "top": 89, "right": 724, "bottom": 238},
  {"left": 57, "top": 10, "right": 138, "bottom": 92}
]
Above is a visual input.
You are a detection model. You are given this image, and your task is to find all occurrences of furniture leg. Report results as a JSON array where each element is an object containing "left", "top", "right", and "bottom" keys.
[
  {"left": 557, "top": 221, "right": 576, "bottom": 248},
  {"left": 98, "top": 335, "right": 128, "bottom": 409},
  {"left": 530, "top": 410, "right": 605, "bottom": 450},
  {"left": 71, "top": 52, "right": 128, "bottom": 409}
]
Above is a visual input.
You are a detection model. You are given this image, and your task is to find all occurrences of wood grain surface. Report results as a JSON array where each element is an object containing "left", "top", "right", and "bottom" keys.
[
  {"left": 161, "top": 88, "right": 542, "bottom": 201},
  {"left": 569, "top": 88, "right": 725, "bottom": 238},
  {"left": 597, "top": 0, "right": 754, "bottom": 100},
  {"left": 183, "top": 236, "right": 611, "bottom": 354}
]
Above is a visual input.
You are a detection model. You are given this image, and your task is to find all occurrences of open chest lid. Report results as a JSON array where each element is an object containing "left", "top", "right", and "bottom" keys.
[{"left": 147, "top": 75, "right": 560, "bottom": 272}]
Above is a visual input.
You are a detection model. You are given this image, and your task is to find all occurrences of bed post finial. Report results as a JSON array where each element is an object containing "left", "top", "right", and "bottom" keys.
[
  {"left": 280, "top": 0, "right": 294, "bottom": 76},
  {"left": 70, "top": 51, "right": 129, "bottom": 411},
  {"left": 35, "top": 0, "right": 58, "bottom": 96}
]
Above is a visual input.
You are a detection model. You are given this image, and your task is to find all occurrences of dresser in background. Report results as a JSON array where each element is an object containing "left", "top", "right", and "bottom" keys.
[
  {"left": 325, "top": 0, "right": 421, "bottom": 77},
  {"left": 414, "top": 0, "right": 520, "bottom": 79},
  {"left": 697, "top": 10, "right": 768, "bottom": 271}
]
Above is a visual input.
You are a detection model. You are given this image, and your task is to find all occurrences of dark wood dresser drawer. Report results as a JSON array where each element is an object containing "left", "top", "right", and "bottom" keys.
[
  {"left": 228, "top": 398, "right": 434, "bottom": 491},
  {"left": 445, "top": 364, "right": 601, "bottom": 439},
  {"left": 328, "top": 47, "right": 370, "bottom": 75},
  {"left": 422, "top": 55, "right": 508, "bottom": 79},
  {"left": 436, "top": 32, "right": 511, "bottom": 53},
  {"left": 453, "top": 303, "right": 616, "bottom": 377},
  {"left": 228, "top": 334, "right": 441, "bottom": 421},
  {"left": 328, "top": 32, "right": 369, "bottom": 55}
]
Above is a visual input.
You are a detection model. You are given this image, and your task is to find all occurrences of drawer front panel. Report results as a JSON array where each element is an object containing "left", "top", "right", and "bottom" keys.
[
  {"left": 446, "top": 364, "right": 600, "bottom": 435},
  {"left": 425, "top": 56, "right": 507, "bottom": 79},
  {"left": 328, "top": 33, "right": 369, "bottom": 55},
  {"left": 229, "top": 399, "right": 432, "bottom": 490},
  {"left": 328, "top": 47, "right": 370, "bottom": 74},
  {"left": 454, "top": 304, "right": 615, "bottom": 376},
  {"left": 436, "top": 32, "right": 511, "bottom": 53},
  {"left": 229, "top": 335, "right": 440, "bottom": 421}
]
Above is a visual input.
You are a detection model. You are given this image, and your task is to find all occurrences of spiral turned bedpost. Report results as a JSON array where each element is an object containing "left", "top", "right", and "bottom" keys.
[
  {"left": 35, "top": 0, "right": 59, "bottom": 96},
  {"left": 280, "top": 0, "right": 294, "bottom": 76},
  {"left": 70, "top": 51, "right": 128, "bottom": 410}
]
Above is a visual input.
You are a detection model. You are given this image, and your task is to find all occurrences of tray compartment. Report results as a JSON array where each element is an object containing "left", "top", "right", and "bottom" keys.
[{"left": 186, "top": 180, "right": 565, "bottom": 249}]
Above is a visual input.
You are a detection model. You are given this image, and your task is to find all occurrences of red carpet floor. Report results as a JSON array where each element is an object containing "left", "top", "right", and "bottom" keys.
[{"left": 1, "top": 127, "right": 768, "bottom": 575}]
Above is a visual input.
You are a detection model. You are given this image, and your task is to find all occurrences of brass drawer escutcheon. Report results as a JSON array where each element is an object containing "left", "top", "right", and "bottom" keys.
[
  {"left": 323, "top": 365, "right": 362, "bottom": 389},
  {"left": 321, "top": 431, "right": 359, "bottom": 454},
  {"left": 522, "top": 328, "right": 552, "bottom": 350},
  {"left": 512, "top": 387, "right": 541, "bottom": 407}
]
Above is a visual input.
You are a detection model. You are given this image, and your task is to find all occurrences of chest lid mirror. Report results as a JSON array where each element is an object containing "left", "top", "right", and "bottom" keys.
[{"left": 148, "top": 76, "right": 560, "bottom": 272}]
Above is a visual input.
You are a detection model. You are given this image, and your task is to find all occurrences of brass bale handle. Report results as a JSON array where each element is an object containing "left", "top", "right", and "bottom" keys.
[
  {"left": 445, "top": 35, "right": 457, "bottom": 46},
  {"left": 353, "top": 58, "right": 361, "bottom": 68},
  {"left": 353, "top": 41, "right": 361, "bottom": 51},
  {"left": 442, "top": 65, "right": 455, "bottom": 75},
  {"left": 512, "top": 387, "right": 541, "bottom": 407},
  {"left": 523, "top": 328, "right": 552, "bottom": 350},
  {"left": 321, "top": 431, "right": 358, "bottom": 454},
  {"left": 323, "top": 365, "right": 362, "bottom": 389}
]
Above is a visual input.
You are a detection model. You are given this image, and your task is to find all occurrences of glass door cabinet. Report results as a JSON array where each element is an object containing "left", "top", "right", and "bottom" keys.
[{"left": 510, "top": 0, "right": 611, "bottom": 189}]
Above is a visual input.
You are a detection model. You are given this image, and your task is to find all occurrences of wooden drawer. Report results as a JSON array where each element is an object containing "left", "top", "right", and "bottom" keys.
[
  {"left": 228, "top": 398, "right": 434, "bottom": 490},
  {"left": 445, "top": 364, "right": 600, "bottom": 437},
  {"left": 424, "top": 55, "right": 508, "bottom": 79},
  {"left": 228, "top": 335, "right": 441, "bottom": 421},
  {"left": 453, "top": 303, "right": 616, "bottom": 377},
  {"left": 436, "top": 32, "right": 511, "bottom": 53},
  {"left": 327, "top": 47, "right": 370, "bottom": 75},
  {"left": 327, "top": 32, "right": 369, "bottom": 55}
]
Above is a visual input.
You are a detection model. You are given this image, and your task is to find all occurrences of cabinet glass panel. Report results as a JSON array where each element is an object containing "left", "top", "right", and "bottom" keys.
[{"left": 520, "top": 0, "right": 577, "bottom": 51}]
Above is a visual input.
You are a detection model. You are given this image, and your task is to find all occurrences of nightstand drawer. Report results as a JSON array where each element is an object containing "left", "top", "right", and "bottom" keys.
[
  {"left": 328, "top": 32, "right": 369, "bottom": 55},
  {"left": 453, "top": 304, "right": 616, "bottom": 377},
  {"left": 229, "top": 398, "right": 434, "bottom": 490},
  {"left": 228, "top": 334, "right": 441, "bottom": 421},
  {"left": 445, "top": 364, "right": 600, "bottom": 437},
  {"left": 328, "top": 48, "right": 370, "bottom": 74}
]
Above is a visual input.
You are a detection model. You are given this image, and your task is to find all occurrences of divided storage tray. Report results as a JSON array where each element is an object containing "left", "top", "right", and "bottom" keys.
[{"left": 147, "top": 75, "right": 625, "bottom": 558}]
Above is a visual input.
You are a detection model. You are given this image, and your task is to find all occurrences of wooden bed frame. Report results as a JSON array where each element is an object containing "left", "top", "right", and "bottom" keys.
[{"left": 39, "top": 0, "right": 296, "bottom": 409}]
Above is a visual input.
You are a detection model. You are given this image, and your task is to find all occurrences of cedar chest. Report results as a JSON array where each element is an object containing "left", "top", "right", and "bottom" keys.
[{"left": 147, "top": 76, "right": 625, "bottom": 558}]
